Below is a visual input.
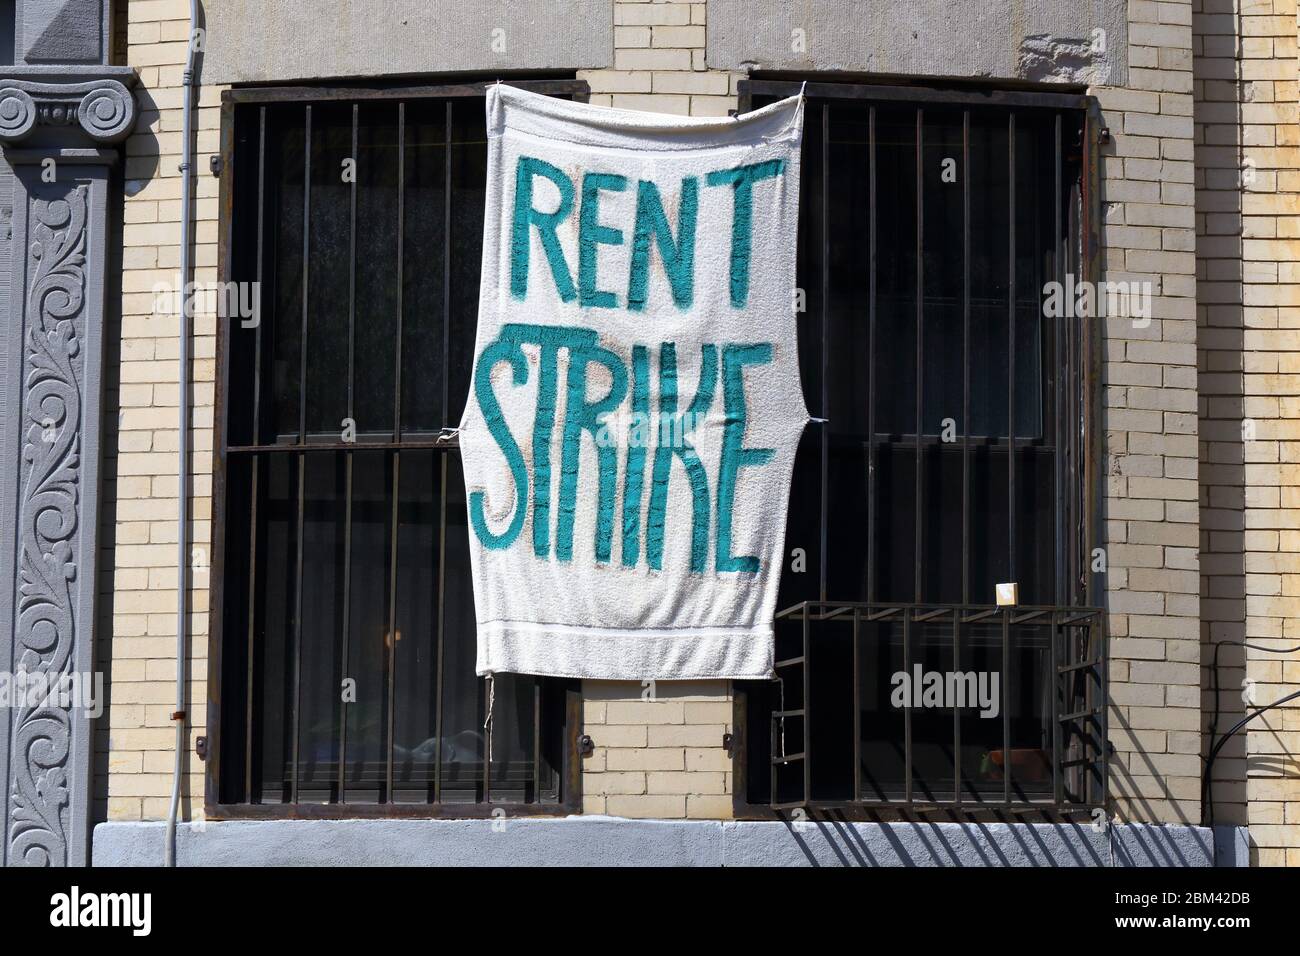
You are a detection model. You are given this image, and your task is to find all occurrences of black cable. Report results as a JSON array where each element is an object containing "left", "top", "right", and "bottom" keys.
[
  {"left": 1203, "top": 640, "right": 1300, "bottom": 827},
  {"left": 1208, "top": 641, "right": 1300, "bottom": 760}
]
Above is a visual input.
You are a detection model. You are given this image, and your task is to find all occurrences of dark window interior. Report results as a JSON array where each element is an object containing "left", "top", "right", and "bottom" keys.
[
  {"left": 742, "top": 89, "right": 1101, "bottom": 810},
  {"left": 217, "top": 85, "right": 583, "bottom": 809}
]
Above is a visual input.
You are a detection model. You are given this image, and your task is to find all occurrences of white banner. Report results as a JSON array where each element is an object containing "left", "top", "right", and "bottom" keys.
[{"left": 460, "top": 84, "right": 806, "bottom": 680}]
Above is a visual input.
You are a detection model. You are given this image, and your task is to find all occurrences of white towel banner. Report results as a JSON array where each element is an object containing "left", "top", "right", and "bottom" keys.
[{"left": 461, "top": 84, "right": 807, "bottom": 680}]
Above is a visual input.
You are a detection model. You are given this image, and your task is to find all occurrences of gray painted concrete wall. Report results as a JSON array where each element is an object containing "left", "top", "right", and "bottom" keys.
[
  {"left": 201, "top": 0, "right": 615, "bottom": 85},
  {"left": 707, "top": 0, "right": 1127, "bottom": 86},
  {"left": 94, "top": 818, "right": 1247, "bottom": 867},
  {"left": 14, "top": 0, "right": 112, "bottom": 66},
  {"left": 190, "top": 0, "right": 1129, "bottom": 87}
]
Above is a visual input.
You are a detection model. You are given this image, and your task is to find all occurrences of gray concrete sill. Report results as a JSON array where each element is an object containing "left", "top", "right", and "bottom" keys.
[{"left": 93, "top": 818, "right": 1249, "bottom": 867}]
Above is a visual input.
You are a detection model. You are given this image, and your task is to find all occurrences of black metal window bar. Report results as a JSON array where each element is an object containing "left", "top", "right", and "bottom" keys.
[
  {"left": 209, "top": 80, "right": 587, "bottom": 815},
  {"left": 737, "top": 81, "right": 1106, "bottom": 812},
  {"left": 771, "top": 603, "right": 1106, "bottom": 811}
]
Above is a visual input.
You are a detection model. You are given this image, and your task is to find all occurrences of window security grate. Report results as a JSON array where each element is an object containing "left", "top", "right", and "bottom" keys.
[
  {"left": 210, "top": 81, "right": 587, "bottom": 815},
  {"left": 737, "top": 80, "right": 1106, "bottom": 814}
]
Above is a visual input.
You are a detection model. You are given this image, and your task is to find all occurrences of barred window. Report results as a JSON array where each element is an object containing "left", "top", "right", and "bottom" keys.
[
  {"left": 738, "top": 83, "right": 1107, "bottom": 813},
  {"left": 212, "top": 81, "right": 587, "bottom": 813}
]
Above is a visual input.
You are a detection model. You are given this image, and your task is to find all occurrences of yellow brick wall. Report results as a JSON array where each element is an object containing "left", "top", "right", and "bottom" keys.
[
  {"left": 579, "top": 0, "right": 738, "bottom": 116},
  {"left": 1237, "top": 0, "right": 1300, "bottom": 871},
  {"left": 1094, "top": 0, "right": 1204, "bottom": 826},
  {"left": 1194, "top": 0, "right": 1300, "bottom": 866},
  {"left": 104, "top": 0, "right": 223, "bottom": 821},
  {"left": 1195, "top": 0, "right": 1251, "bottom": 835},
  {"left": 581, "top": 681, "right": 733, "bottom": 818}
]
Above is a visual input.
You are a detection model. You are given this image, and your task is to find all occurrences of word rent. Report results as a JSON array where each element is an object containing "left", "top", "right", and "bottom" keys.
[{"left": 471, "top": 155, "right": 789, "bottom": 573}]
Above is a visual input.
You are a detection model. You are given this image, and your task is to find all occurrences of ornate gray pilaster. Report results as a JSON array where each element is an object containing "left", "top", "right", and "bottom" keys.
[{"left": 0, "top": 1, "right": 135, "bottom": 867}]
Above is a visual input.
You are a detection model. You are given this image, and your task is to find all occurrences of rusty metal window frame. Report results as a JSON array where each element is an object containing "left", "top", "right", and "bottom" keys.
[
  {"left": 733, "top": 79, "right": 1107, "bottom": 818},
  {"left": 206, "top": 78, "right": 588, "bottom": 819}
]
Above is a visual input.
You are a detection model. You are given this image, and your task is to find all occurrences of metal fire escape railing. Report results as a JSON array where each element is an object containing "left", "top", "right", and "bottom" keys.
[{"left": 771, "top": 601, "right": 1107, "bottom": 812}]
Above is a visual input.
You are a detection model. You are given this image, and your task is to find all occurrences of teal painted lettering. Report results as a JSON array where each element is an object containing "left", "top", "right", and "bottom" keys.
[
  {"left": 716, "top": 343, "right": 775, "bottom": 572},
  {"left": 578, "top": 172, "right": 628, "bottom": 309},
  {"left": 495, "top": 324, "right": 600, "bottom": 558},
  {"left": 555, "top": 343, "right": 629, "bottom": 563},
  {"left": 511, "top": 156, "right": 577, "bottom": 303},
  {"left": 646, "top": 344, "right": 717, "bottom": 573},
  {"left": 621, "top": 345, "right": 651, "bottom": 567},
  {"left": 705, "top": 159, "right": 785, "bottom": 308},
  {"left": 469, "top": 339, "right": 531, "bottom": 550},
  {"left": 627, "top": 177, "right": 698, "bottom": 311}
]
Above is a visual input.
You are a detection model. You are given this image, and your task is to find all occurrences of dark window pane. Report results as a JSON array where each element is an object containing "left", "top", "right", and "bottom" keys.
[
  {"left": 825, "top": 103, "right": 871, "bottom": 437},
  {"left": 438, "top": 454, "right": 483, "bottom": 800},
  {"left": 216, "top": 453, "right": 253, "bottom": 801},
  {"left": 254, "top": 453, "right": 298, "bottom": 801},
  {"left": 343, "top": 452, "right": 394, "bottom": 799},
  {"left": 807, "top": 614, "right": 855, "bottom": 802},
  {"left": 874, "top": 444, "right": 916, "bottom": 602},
  {"left": 873, "top": 107, "right": 918, "bottom": 438},
  {"left": 967, "top": 111, "right": 1012, "bottom": 439},
  {"left": 856, "top": 620, "right": 905, "bottom": 801},
  {"left": 1013, "top": 112, "right": 1053, "bottom": 441},
  {"left": 957, "top": 622, "right": 1006, "bottom": 800},
  {"left": 825, "top": 438, "right": 870, "bottom": 601},
  {"left": 921, "top": 441, "right": 965, "bottom": 604},
  {"left": 268, "top": 106, "right": 306, "bottom": 443},
  {"left": 400, "top": 101, "right": 448, "bottom": 436},
  {"left": 966, "top": 111, "right": 1012, "bottom": 605},
  {"left": 447, "top": 99, "right": 487, "bottom": 427},
  {"left": 920, "top": 109, "right": 965, "bottom": 435},
  {"left": 1013, "top": 112, "right": 1060, "bottom": 602},
  {"left": 392, "top": 450, "right": 439, "bottom": 799},
  {"left": 225, "top": 107, "right": 263, "bottom": 449},
  {"left": 919, "top": 109, "right": 965, "bottom": 604},
  {"left": 488, "top": 674, "right": 539, "bottom": 801},
  {"left": 1015, "top": 447, "right": 1057, "bottom": 604},
  {"left": 969, "top": 444, "right": 1009, "bottom": 602},
  {"left": 824, "top": 103, "right": 871, "bottom": 605},
  {"left": 304, "top": 104, "right": 353, "bottom": 439},
  {"left": 776, "top": 431, "right": 822, "bottom": 609},
  {"left": 353, "top": 104, "right": 400, "bottom": 438},
  {"left": 872, "top": 108, "right": 919, "bottom": 603},
  {"left": 905, "top": 623, "right": 958, "bottom": 803},
  {"left": 297, "top": 452, "right": 346, "bottom": 798}
]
